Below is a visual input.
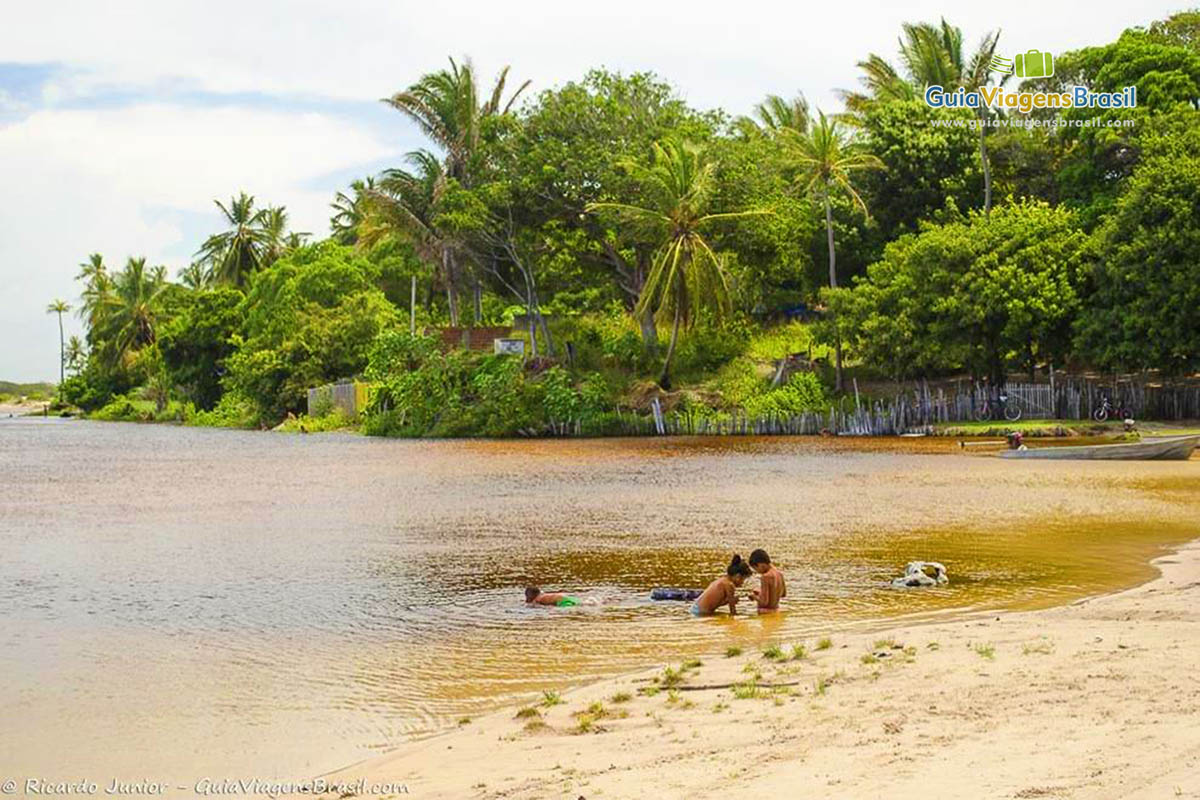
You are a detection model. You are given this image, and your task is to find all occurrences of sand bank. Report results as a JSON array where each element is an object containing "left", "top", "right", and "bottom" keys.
[
  {"left": 315, "top": 540, "right": 1200, "bottom": 799},
  {"left": 0, "top": 400, "right": 47, "bottom": 417}
]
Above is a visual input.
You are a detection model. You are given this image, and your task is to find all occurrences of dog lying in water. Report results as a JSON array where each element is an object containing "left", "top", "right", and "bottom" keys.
[{"left": 891, "top": 561, "right": 949, "bottom": 588}]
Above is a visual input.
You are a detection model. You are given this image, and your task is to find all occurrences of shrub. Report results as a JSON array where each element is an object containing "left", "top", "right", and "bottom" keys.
[
  {"left": 672, "top": 324, "right": 748, "bottom": 378},
  {"left": 274, "top": 409, "right": 357, "bottom": 433},
  {"left": 744, "top": 321, "right": 819, "bottom": 362},
  {"left": 91, "top": 394, "right": 146, "bottom": 422},
  {"left": 363, "top": 330, "right": 616, "bottom": 438},
  {"left": 224, "top": 242, "right": 398, "bottom": 424},
  {"left": 577, "top": 309, "right": 655, "bottom": 373},
  {"left": 185, "top": 391, "right": 258, "bottom": 429},
  {"left": 717, "top": 358, "right": 828, "bottom": 418},
  {"left": 59, "top": 363, "right": 139, "bottom": 412}
]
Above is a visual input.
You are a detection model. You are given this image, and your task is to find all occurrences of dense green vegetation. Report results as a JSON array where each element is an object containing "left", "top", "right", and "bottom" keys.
[
  {"left": 55, "top": 12, "right": 1200, "bottom": 434},
  {"left": 0, "top": 381, "right": 55, "bottom": 404}
]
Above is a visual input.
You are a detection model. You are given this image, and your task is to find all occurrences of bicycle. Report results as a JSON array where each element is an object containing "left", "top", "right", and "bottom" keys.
[
  {"left": 974, "top": 389, "right": 1023, "bottom": 422},
  {"left": 1092, "top": 393, "right": 1131, "bottom": 422}
]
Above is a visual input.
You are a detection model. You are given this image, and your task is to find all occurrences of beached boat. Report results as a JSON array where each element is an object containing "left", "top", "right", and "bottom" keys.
[{"left": 999, "top": 435, "right": 1200, "bottom": 461}]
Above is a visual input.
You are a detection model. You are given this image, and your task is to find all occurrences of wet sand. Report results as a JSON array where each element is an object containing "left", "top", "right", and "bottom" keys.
[{"left": 315, "top": 539, "right": 1200, "bottom": 799}]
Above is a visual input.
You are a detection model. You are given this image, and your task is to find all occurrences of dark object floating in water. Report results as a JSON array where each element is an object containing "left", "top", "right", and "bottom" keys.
[{"left": 651, "top": 588, "right": 703, "bottom": 601}]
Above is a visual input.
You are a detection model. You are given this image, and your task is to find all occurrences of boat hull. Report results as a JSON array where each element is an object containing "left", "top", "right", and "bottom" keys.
[{"left": 999, "top": 435, "right": 1200, "bottom": 461}]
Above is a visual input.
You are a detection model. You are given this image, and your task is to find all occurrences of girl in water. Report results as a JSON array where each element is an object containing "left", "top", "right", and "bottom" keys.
[{"left": 691, "top": 554, "right": 753, "bottom": 616}]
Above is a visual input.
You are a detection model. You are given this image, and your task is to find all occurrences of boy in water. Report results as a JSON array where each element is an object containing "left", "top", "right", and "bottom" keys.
[
  {"left": 525, "top": 586, "right": 580, "bottom": 607},
  {"left": 749, "top": 549, "right": 786, "bottom": 612},
  {"left": 691, "top": 555, "right": 753, "bottom": 616}
]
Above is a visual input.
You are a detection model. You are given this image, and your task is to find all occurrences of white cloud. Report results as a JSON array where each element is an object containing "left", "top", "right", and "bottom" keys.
[
  {"left": 2, "top": 0, "right": 1182, "bottom": 114},
  {"left": 0, "top": 105, "right": 398, "bottom": 380}
]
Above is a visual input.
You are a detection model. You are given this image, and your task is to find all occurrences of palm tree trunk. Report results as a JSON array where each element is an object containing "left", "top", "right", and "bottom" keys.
[
  {"left": 57, "top": 312, "right": 65, "bottom": 385},
  {"left": 658, "top": 295, "right": 682, "bottom": 389},
  {"left": 978, "top": 109, "right": 992, "bottom": 216},
  {"left": 639, "top": 307, "right": 659, "bottom": 355},
  {"left": 443, "top": 250, "right": 459, "bottom": 327},
  {"left": 633, "top": 254, "right": 659, "bottom": 356},
  {"left": 824, "top": 191, "right": 844, "bottom": 393}
]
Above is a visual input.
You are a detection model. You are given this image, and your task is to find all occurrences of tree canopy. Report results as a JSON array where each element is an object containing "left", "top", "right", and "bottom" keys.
[{"left": 57, "top": 11, "right": 1200, "bottom": 430}]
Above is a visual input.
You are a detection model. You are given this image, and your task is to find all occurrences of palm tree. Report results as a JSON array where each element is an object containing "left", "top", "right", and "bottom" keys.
[
  {"left": 753, "top": 94, "right": 811, "bottom": 134},
  {"left": 76, "top": 252, "right": 106, "bottom": 285},
  {"left": 839, "top": 55, "right": 919, "bottom": 120},
  {"left": 178, "top": 262, "right": 213, "bottom": 290},
  {"left": 384, "top": 57, "right": 530, "bottom": 185},
  {"left": 382, "top": 58, "right": 530, "bottom": 324},
  {"left": 782, "top": 112, "right": 883, "bottom": 392},
  {"left": 362, "top": 150, "right": 461, "bottom": 322},
  {"left": 258, "top": 206, "right": 308, "bottom": 266},
  {"left": 282, "top": 232, "right": 310, "bottom": 252},
  {"left": 840, "top": 19, "right": 1002, "bottom": 214},
  {"left": 195, "top": 193, "right": 270, "bottom": 287},
  {"left": 588, "top": 140, "right": 763, "bottom": 388},
  {"left": 76, "top": 253, "right": 111, "bottom": 335},
  {"left": 899, "top": 21, "right": 1002, "bottom": 214},
  {"left": 99, "top": 257, "right": 169, "bottom": 366},
  {"left": 64, "top": 336, "right": 86, "bottom": 375},
  {"left": 46, "top": 299, "right": 70, "bottom": 384},
  {"left": 330, "top": 177, "right": 376, "bottom": 244}
]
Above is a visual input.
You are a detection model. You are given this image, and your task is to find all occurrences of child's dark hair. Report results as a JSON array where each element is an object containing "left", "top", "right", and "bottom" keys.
[
  {"left": 726, "top": 554, "right": 752, "bottom": 577},
  {"left": 749, "top": 549, "right": 771, "bottom": 566},
  {"left": 524, "top": 586, "right": 540, "bottom": 602}
]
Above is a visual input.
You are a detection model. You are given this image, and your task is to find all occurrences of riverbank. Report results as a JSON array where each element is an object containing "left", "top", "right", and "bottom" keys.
[
  {"left": 932, "top": 419, "right": 1200, "bottom": 439},
  {"left": 0, "top": 399, "right": 49, "bottom": 417},
  {"left": 315, "top": 539, "right": 1200, "bottom": 799},
  {"left": 62, "top": 406, "right": 1200, "bottom": 443}
]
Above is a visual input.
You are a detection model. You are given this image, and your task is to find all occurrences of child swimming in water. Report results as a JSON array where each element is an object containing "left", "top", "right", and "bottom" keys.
[
  {"left": 525, "top": 586, "right": 581, "bottom": 607},
  {"left": 691, "top": 554, "right": 753, "bottom": 616},
  {"left": 748, "top": 548, "right": 786, "bottom": 611}
]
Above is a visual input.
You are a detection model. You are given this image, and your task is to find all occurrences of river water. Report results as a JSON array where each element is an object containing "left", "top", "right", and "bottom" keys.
[{"left": 1, "top": 418, "right": 1196, "bottom": 784}]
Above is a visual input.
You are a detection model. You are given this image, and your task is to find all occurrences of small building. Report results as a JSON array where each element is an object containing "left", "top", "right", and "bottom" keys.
[
  {"left": 436, "top": 326, "right": 515, "bottom": 351},
  {"left": 307, "top": 381, "right": 369, "bottom": 418}
]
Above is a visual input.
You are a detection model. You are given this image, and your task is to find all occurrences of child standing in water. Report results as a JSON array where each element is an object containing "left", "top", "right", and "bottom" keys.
[
  {"left": 691, "top": 555, "right": 753, "bottom": 616},
  {"left": 749, "top": 548, "right": 786, "bottom": 611}
]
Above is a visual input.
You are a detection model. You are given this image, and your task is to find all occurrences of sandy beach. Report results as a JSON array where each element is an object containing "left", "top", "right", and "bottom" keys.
[
  {"left": 316, "top": 539, "right": 1200, "bottom": 799},
  {"left": 0, "top": 399, "right": 48, "bottom": 417}
]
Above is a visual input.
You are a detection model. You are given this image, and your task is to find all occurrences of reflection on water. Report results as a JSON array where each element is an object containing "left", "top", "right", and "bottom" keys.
[{"left": 0, "top": 418, "right": 1196, "bottom": 781}]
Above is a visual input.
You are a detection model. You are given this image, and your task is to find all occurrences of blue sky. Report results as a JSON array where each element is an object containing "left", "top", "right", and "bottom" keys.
[{"left": 0, "top": 0, "right": 1185, "bottom": 381}]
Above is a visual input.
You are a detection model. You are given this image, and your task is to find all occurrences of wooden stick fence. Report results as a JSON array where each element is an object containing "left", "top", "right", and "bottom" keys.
[{"left": 542, "top": 377, "right": 1200, "bottom": 438}]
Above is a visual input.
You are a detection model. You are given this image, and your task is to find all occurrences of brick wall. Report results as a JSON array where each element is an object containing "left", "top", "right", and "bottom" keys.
[{"left": 436, "top": 327, "right": 514, "bottom": 351}]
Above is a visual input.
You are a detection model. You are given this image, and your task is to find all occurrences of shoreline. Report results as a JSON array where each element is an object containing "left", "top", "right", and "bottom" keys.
[
  {"left": 313, "top": 537, "right": 1200, "bottom": 799},
  {"left": 28, "top": 412, "right": 1200, "bottom": 443},
  {"left": 0, "top": 401, "right": 50, "bottom": 417}
]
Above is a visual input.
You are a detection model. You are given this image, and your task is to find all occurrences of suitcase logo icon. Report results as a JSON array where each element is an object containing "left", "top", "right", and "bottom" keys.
[{"left": 1014, "top": 50, "right": 1055, "bottom": 79}]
